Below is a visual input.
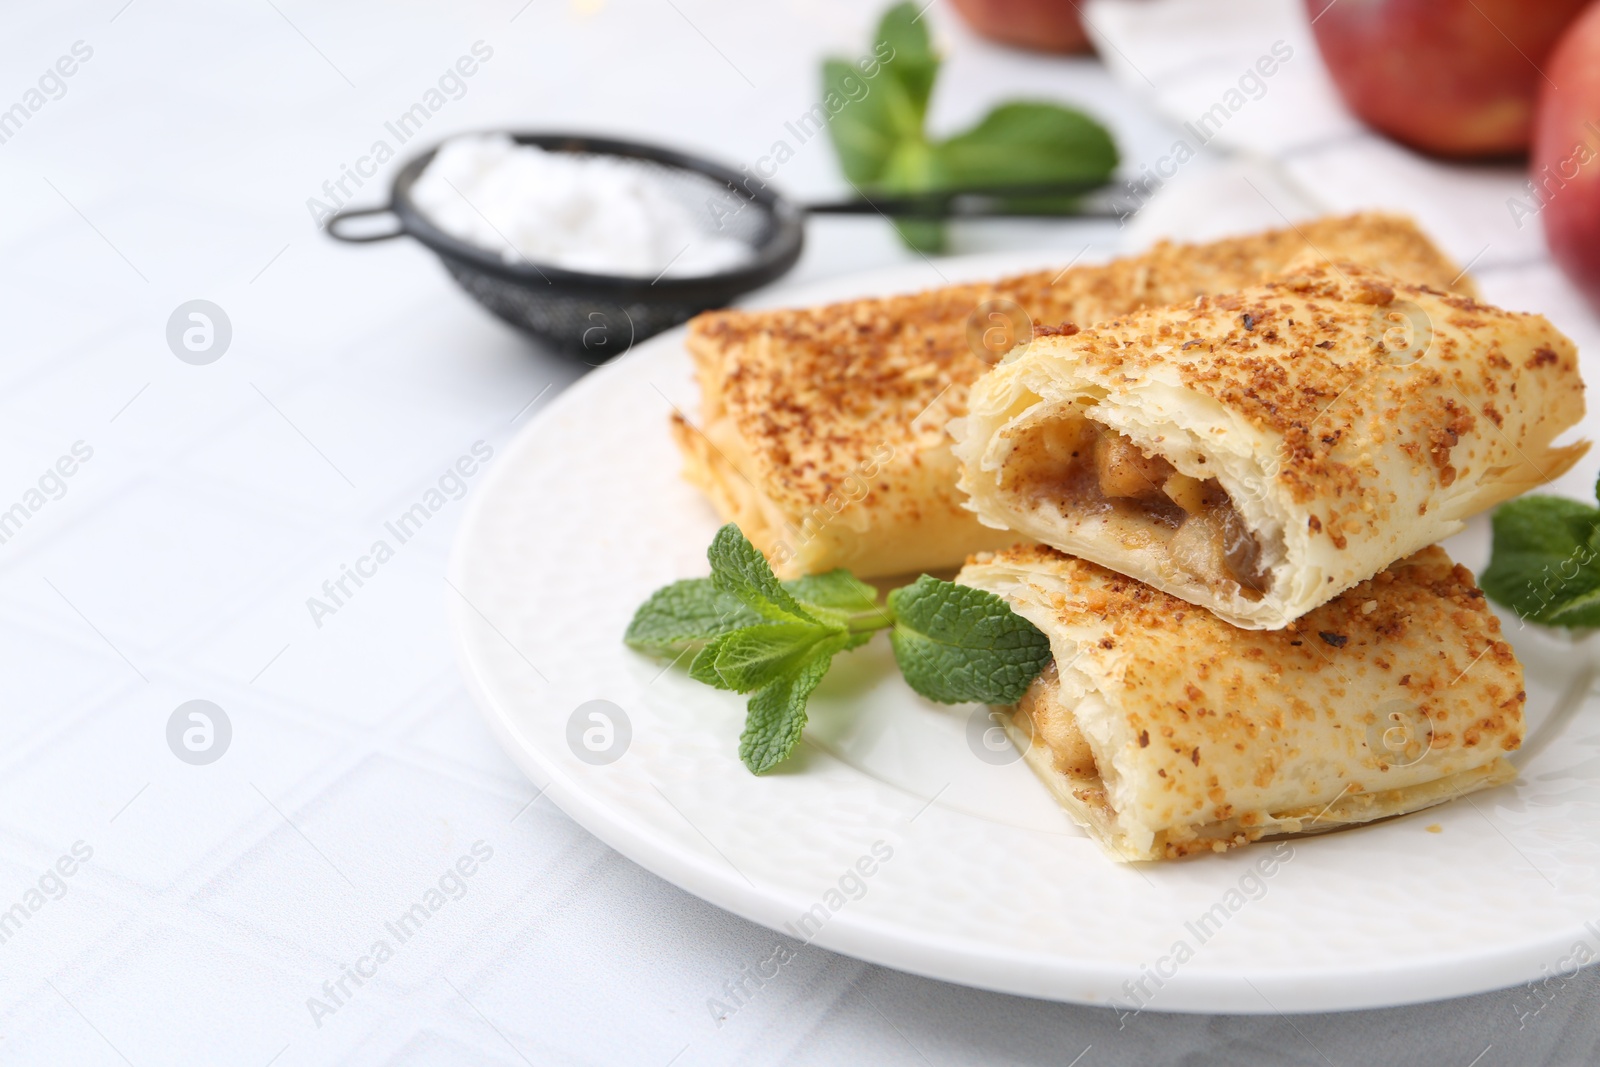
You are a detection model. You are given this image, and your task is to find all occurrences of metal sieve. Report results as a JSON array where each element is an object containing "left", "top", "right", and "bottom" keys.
[{"left": 325, "top": 132, "right": 806, "bottom": 361}]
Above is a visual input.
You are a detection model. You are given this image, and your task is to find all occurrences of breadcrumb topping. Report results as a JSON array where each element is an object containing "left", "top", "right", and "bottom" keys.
[
  {"left": 966, "top": 543, "right": 1524, "bottom": 857},
  {"left": 683, "top": 213, "right": 1478, "bottom": 524},
  {"left": 1024, "top": 260, "right": 1585, "bottom": 547}
]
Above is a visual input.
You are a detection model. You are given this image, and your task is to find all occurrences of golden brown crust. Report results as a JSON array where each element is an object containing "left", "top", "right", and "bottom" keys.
[
  {"left": 1055, "top": 262, "right": 1583, "bottom": 512},
  {"left": 680, "top": 213, "right": 1478, "bottom": 577},
  {"left": 985, "top": 544, "right": 1519, "bottom": 697},
  {"left": 954, "top": 259, "right": 1587, "bottom": 626},
  {"left": 961, "top": 544, "right": 1525, "bottom": 861}
]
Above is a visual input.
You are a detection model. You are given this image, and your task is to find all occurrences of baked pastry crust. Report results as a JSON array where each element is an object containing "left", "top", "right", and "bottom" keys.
[
  {"left": 957, "top": 544, "right": 1525, "bottom": 862},
  {"left": 953, "top": 260, "right": 1587, "bottom": 627},
  {"left": 675, "top": 213, "right": 1479, "bottom": 578}
]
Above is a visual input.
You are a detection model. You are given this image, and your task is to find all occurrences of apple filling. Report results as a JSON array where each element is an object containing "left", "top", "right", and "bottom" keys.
[
  {"left": 1013, "top": 662, "right": 1117, "bottom": 824},
  {"left": 1016, "top": 662, "right": 1096, "bottom": 778},
  {"left": 1004, "top": 416, "right": 1271, "bottom": 597}
]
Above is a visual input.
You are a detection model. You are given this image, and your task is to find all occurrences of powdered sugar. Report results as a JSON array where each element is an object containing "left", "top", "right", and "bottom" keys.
[{"left": 410, "top": 134, "right": 754, "bottom": 278}]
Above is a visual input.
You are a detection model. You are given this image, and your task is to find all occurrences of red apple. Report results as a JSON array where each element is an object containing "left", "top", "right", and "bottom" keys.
[
  {"left": 1306, "top": 0, "right": 1591, "bottom": 158},
  {"left": 948, "top": 0, "right": 1092, "bottom": 54},
  {"left": 1536, "top": 1, "right": 1600, "bottom": 308}
]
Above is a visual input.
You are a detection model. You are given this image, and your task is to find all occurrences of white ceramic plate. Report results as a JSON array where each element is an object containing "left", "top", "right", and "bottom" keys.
[{"left": 448, "top": 251, "right": 1600, "bottom": 1014}]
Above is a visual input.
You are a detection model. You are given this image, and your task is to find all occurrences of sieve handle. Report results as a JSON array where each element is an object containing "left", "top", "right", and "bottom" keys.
[
  {"left": 802, "top": 179, "right": 1120, "bottom": 219},
  {"left": 325, "top": 204, "right": 405, "bottom": 243}
]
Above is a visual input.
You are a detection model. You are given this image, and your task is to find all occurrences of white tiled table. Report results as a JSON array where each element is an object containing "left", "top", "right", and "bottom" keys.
[{"left": 2, "top": 1, "right": 1597, "bottom": 1064}]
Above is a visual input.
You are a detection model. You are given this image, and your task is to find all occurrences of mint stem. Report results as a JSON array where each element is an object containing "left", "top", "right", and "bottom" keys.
[{"left": 844, "top": 609, "right": 896, "bottom": 634}]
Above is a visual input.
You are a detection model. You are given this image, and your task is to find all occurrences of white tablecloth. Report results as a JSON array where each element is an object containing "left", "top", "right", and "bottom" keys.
[{"left": 2, "top": 1, "right": 1597, "bottom": 1063}]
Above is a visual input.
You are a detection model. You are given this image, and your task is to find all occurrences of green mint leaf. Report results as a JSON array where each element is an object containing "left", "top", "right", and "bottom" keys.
[
  {"left": 1480, "top": 495, "right": 1600, "bottom": 627},
  {"left": 623, "top": 578, "right": 761, "bottom": 653},
  {"left": 821, "top": 2, "right": 942, "bottom": 254},
  {"left": 878, "top": 138, "right": 948, "bottom": 253},
  {"left": 820, "top": 3, "right": 937, "bottom": 188},
  {"left": 1545, "top": 587, "right": 1600, "bottom": 629},
  {"left": 784, "top": 569, "right": 888, "bottom": 630},
  {"left": 738, "top": 636, "right": 849, "bottom": 774},
  {"left": 887, "top": 575, "right": 1052, "bottom": 704},
  {"left": 933, "top": 102, "right": 1118, "bottom": 189},
  {"left": 837, "top": 630, "right": 876, "bottom": 653},
  {"left": 822, "top": 58, "right": 904, "bottom": 185},
  {"left": 890, "top": 216, "right": 946, "bottom": 255},
  {"left": 707, "top": 524, "right": 817, "bottom": 625},
  {"left": 689, "top": 633, "right": 739, "bottom": 690},
  {"left": 711, "top": 622, "right": 838, "bottom": 693},
  {"left": 874, "top": 1, "right": 938, "bottom": 126}
]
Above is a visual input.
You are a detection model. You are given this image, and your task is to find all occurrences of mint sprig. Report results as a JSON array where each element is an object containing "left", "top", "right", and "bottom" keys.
[
  {"left": 1481, "top": 474, "right": 1600, "bottom": 628},
  {"left": 824, "top": 3, "right": 1118, "bottom": 253},
  {"left": 625, "top": 524, "right": 1053, "bottom": 773}
]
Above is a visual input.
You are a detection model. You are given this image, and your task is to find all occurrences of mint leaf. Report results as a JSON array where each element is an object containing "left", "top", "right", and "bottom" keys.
[
  {"left": 707, "top": 524, "right": 817, "bottom": 625},
  {"left": 710, "top": 622, "right": 839, "bottom": 693},
  {"left": 786, "top": 569, "right": 885, "bottom": 623},
  {"left": 874, "top": 2, "right": 938, "bottom": 129},
  {"left": 624, "top": 578, "right": 760, "bottom": 653},
  {"left": 822, "top": 4, "right": 938, "bottom": 188},
  {"left": 879, "top": 137, "right": 950, "bottom": 253},
  {"left": 689, "top": 632, "right": 739, "bottom": 690},
  {"left": 1546, "top": 587, "right": 1600, "bottom": 629},
  {"left": 738, "top": 636, "right": 849, "bottom": 774},
  {"left": 934, "top": 102, "right": 1119, "bottom": 189},
  {"left": 822, "top": 1, "right": 944, "bottom": 252},
  {"left": 822, "top": 58, "right": 903, "bottom": 185},
  {"left": 888, "top": 575, "right": 1052, "bottom": 704},
  {"left": 1481, "top": 495, "right": 1600, "bottom": 627}
]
